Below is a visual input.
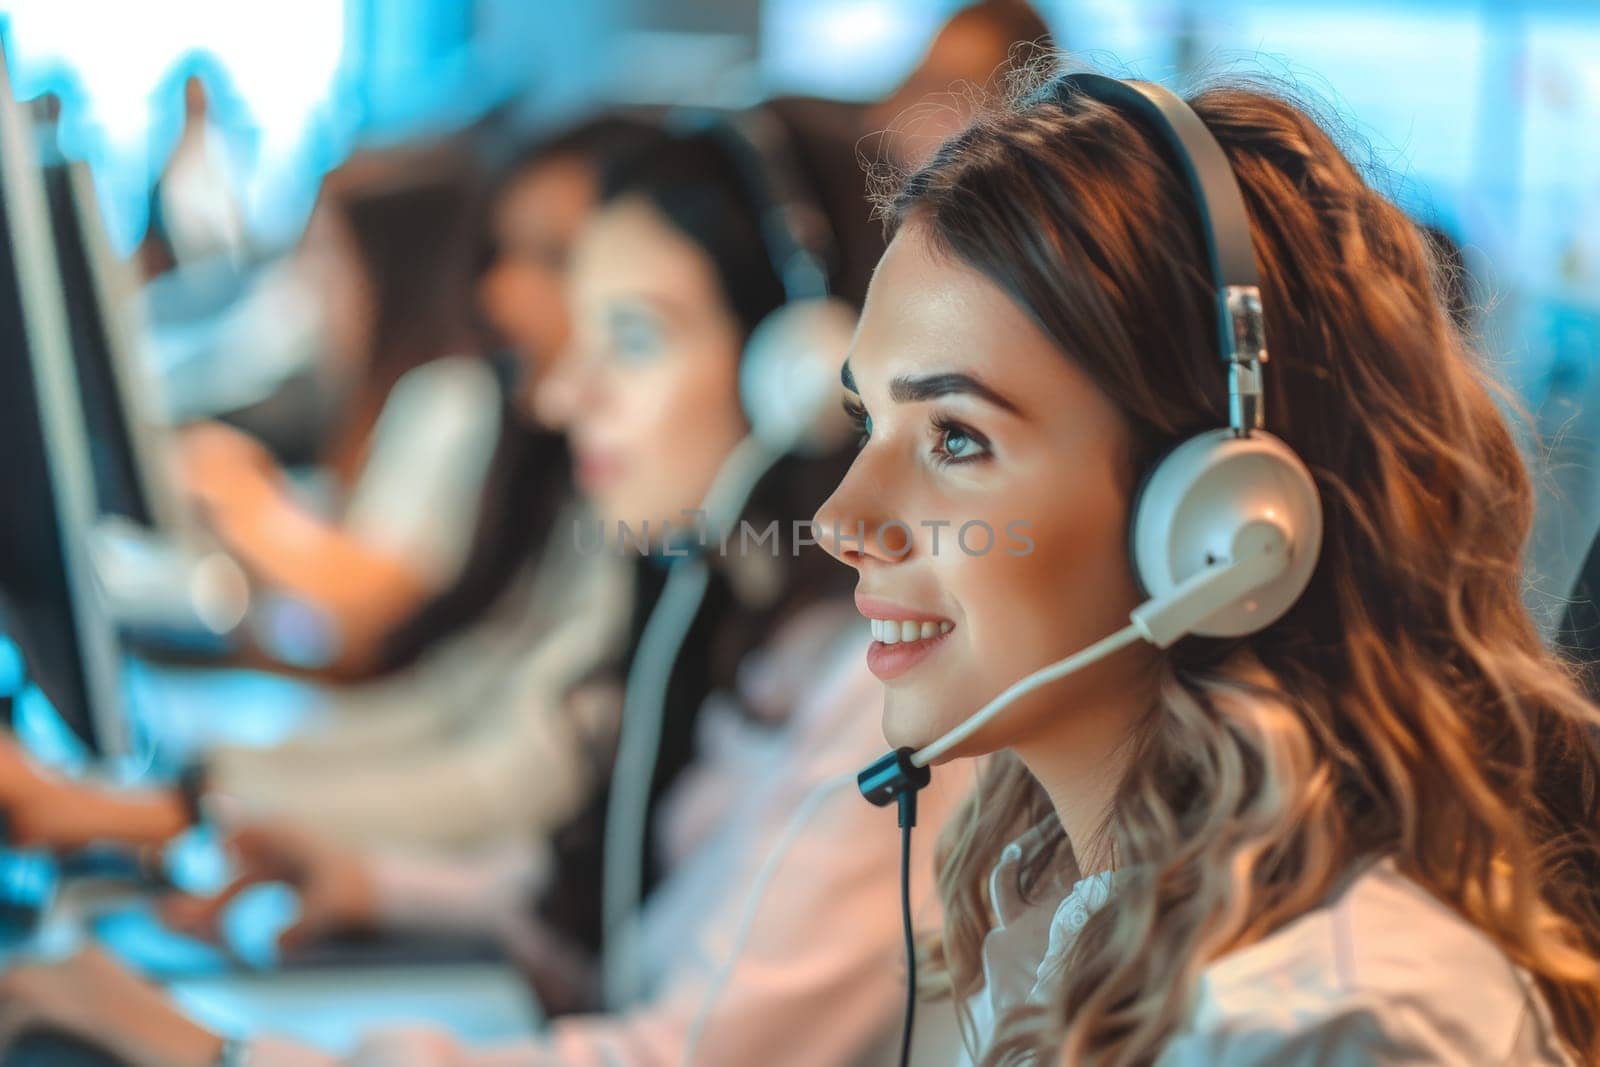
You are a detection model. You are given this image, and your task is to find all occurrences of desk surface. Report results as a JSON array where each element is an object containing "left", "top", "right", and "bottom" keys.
[{"left": 172, "top": 960, "right": 541, "bottom": 1052}]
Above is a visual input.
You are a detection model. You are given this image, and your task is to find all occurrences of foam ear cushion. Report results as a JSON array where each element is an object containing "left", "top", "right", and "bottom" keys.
[
  {"left": 738, "top": 297, "right": 859, "bottom": 455},
  {"left": 1129, "top": 428, "right": 1321, "bottom": 638}
]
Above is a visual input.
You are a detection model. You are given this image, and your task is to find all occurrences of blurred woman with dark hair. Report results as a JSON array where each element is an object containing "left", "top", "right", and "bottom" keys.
[{"left": 170, "top": 119, "right": 664, "bottom": 851}]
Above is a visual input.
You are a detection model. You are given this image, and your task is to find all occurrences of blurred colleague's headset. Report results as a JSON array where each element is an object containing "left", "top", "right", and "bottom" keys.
[
  {"left": 706, "top": 105, "right": 860, "bottom": 457},
  {"left": 860, "top": 71, "right": 1324, "bottom": 837},
  {"left": 602, "top": 103, "right": 861, "bottom": 1009}
]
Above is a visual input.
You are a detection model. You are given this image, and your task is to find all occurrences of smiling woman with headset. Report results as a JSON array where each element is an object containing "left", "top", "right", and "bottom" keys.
[{"left": 819, "top": 69, "right": 1600, "bottom": 1065}]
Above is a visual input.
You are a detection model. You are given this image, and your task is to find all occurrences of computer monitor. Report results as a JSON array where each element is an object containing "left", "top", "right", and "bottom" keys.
[
  {"left": 0, "top": 43, "right": 125, "bottom": 756},
  {"left": 29, "top": 105, "right": 250, "bottom": 646},
  {"left": 36, "top": 130, "right": 184, "bottom": 536}
]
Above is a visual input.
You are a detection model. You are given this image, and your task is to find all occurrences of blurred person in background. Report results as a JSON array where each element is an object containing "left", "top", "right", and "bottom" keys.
[
  {"left": 136, "top": 69, "right": 254, "bottom": 280},
  {"left": 369, "top": 116, "right": 660, "bottom": 671},
  {"left": 177, "top": 146, "right": 507, "bottom": 677},
  {"left": 0, "top": 108, "right": 972, "bottom": 1067},
  {"left": 865, "top": 0, "right": 1052, "bottom": 170},
  {"left": 185, "top": 117, "right": 659, "bottom": 854},
  {"left": 770, "top": 1, "right": 1051, "bottom": 198},
  {"left": 0, "top": 119, "right": 655, "bottom": 861}
]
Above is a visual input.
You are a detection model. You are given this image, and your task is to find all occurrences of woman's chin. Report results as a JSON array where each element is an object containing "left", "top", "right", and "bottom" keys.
[{"left": 880, "top": 697, "right": 953, "bottom": 754}]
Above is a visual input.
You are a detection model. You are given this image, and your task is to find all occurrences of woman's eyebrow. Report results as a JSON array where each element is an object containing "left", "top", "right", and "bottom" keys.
[
  {"left": 889, "top": 371, "right": 1021, "bottom": 414},
  {"left": 841, "top": 360, "right": 858, "bottom": 394}
]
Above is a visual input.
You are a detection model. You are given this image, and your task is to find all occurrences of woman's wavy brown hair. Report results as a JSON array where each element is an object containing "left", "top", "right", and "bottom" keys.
[{"left": 883, "top": 62, "right": 1600, "bottom": 1064}]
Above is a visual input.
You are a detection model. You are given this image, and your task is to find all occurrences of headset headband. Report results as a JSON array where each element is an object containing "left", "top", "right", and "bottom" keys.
[
  {"left": 673, "top": 106, "right": 838, "bottom": 306},
  {"left": 1053, "top": 73, "right": 1269, "bottom": 433}
]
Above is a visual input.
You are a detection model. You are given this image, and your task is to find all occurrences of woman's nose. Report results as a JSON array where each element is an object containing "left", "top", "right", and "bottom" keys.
[
  {"left": 813, "top": 458, "right": 913, "bottom": 568},
  {"left": 534, "top": 344, "right": 600, "bottom": 432}
]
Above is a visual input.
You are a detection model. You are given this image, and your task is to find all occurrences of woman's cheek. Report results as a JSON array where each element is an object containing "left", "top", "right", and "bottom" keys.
[
  {"left": 962, "top": 488, "right": 1132, "bottom": 666},
  {"left": 949, "top": 540, "right": 1057, "bottom": 681}
]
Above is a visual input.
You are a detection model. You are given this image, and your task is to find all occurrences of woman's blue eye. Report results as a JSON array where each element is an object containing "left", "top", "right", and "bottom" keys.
[
  {"left": 607, "top": 308, "right": 663, "bottom": 363},
  {"left": 930, "top": 415, "right": 991, "bottom": 465},
  {"left": 614, "top": 327, "right": 659, "bottom": 361}
]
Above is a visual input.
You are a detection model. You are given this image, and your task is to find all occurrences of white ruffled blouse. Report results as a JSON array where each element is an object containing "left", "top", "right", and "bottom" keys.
[
  {"left": 966, "top": 836, "right": 1574, "bottom": 1066},
  {"left": 962, "top": 827, "right": 1108, "bottom": 1058}
]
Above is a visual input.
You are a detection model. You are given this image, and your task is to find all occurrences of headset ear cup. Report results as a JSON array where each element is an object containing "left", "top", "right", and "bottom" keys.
[
  {"left": 739, "top": 296, "right": 859, "bottom": 454},
  {"left": 1130, "top": 428, "right": 1322, "bottom": 638},
  {"left": 1126, "top": 440, "right": 1179, "bottom": 602}
]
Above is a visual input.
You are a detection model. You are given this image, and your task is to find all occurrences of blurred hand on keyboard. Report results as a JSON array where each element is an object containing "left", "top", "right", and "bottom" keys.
[
  {"left": 160, "top": 821, "right": 376, "bottom": 953},
  {"left": 0, "top": 734, "right": 83, "bottom": 851},
  {"left": 0, "top": 734, "right": 187, "bottom": 852}
]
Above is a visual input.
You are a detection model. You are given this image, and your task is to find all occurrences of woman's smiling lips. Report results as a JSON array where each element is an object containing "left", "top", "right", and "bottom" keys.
[
  {"left": 573, "top": 445, "right": 625, "bottom": 492},
  {"left": 855, "top": 593, "right": 956, "bottom": 682}
]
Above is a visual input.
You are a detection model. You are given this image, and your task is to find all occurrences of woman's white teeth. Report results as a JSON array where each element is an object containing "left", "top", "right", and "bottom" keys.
[{"left": 870, "top": 619, "right": 953, "bottom": 644}]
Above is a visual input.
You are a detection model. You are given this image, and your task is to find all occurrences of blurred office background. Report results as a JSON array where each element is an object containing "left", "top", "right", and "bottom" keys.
[
  {"left": 5, "top": 1, "right": 1597, "bottom": 309},
  {"left": 0, "top": 0, "right": 1596, "bottom": 768}
]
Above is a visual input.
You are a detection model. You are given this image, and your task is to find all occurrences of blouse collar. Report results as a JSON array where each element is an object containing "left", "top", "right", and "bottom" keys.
[{"left": 967, "top": 824, "right": 1118, "bottom": 1059}]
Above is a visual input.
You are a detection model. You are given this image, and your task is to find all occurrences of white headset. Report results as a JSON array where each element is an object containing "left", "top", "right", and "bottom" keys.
[{"left": 861, "top": 73, "right": 1324, "bottom": 795}]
